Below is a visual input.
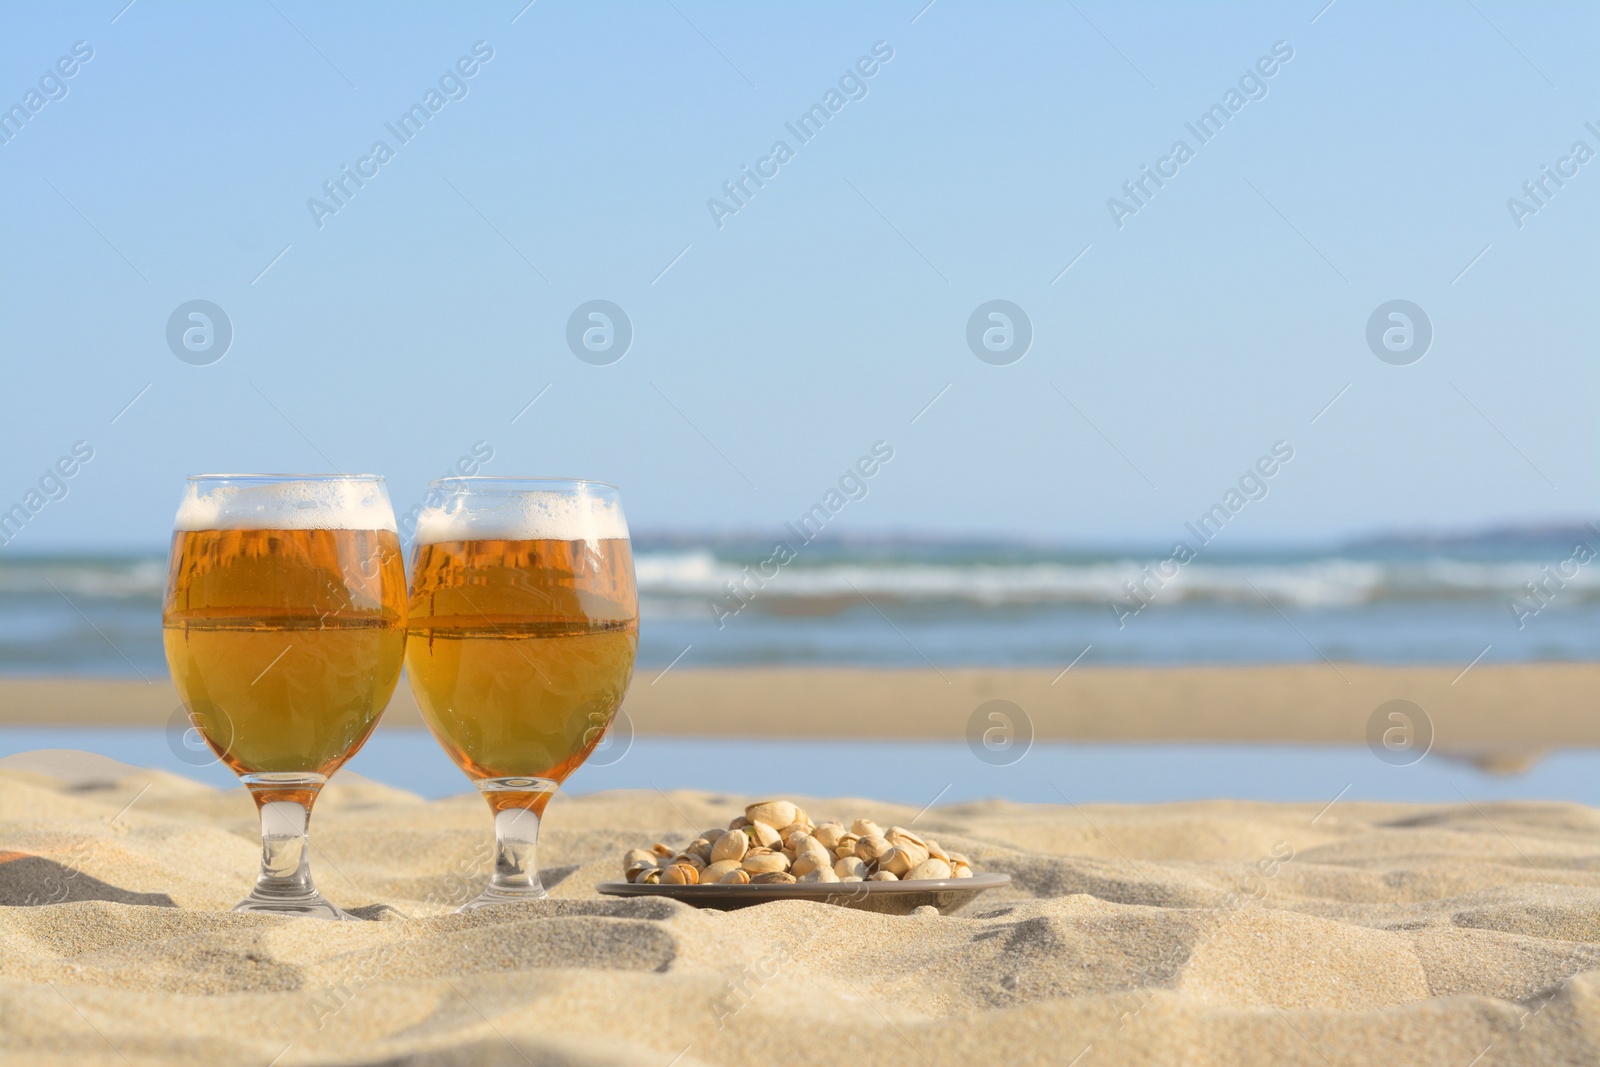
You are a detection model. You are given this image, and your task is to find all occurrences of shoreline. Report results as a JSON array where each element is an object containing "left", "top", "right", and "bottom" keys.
[{"left": 2, "top": 663, "right": 1597, "bottom": 746}]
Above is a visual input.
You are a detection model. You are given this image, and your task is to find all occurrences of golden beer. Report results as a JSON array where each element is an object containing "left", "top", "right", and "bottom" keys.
[
  {"left": 405, "top": 536, "right": 638, "bottom": 811},
  {"left": 163, "top": 527, "right": 408, "bottom": 781},
  {"left": 161, "top": 474, "right": 406, "bottom": 919}
]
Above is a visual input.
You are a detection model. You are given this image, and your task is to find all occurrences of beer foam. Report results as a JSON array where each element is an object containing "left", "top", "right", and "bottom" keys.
[
  {"left": 413, "top": 487, "right": 628, "bottom": 544},
  {"left": 174, "top": 478, "right": 398, "bottom": 532}
]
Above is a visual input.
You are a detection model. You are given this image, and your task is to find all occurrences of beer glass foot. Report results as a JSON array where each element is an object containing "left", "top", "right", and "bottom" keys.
[
  {"left": 459, "top": 777, "right": 557, "bottom": 913},
  {"left": 239, "top": 772, "right": 352, "bottom": 921},
  {"left": 232, "top": 890, "right": 355, "bottom": 920},
  {"left": 456, "top": 884, "right": 548, "bottom": 911}
]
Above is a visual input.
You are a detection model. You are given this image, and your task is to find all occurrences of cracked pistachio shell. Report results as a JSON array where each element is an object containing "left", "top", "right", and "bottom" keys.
[
  {"left": 852, "top": 819, "right": 884, "bottom": 838},
  {"left": 834, "top": 856, "right": 868, "bottom": 879},
  {"left": 855, "top": 835, "right": 891, "bottom": 863},
  {"left": 623, "top": 848, "right": 657, "bottom": 871},
  {"left": 751, "top": 871, "right": 797, "bottom": 884},
  {"left": 886, "top": 828, "right": 930, "bottom": 866},
  {"left": 953, "top": 865, "right": 973, "bottom": 879},
  {"left": 813, "top": 822, "right": 848, "bottom": 848},
  {"left": 749, "top": 821, "right": 782, "bottom": 848},
  {"left": 879, "top": 847, "right": 917, "bottom": 877},
  {"left": 635, "top": 868, "right": 661, "bottom": 885},
  {"left": 662, "top": 863, "right": 699, "bottom": 885},
  {"left": 718, "top": 868, "right": 751, "bottom": 884}
]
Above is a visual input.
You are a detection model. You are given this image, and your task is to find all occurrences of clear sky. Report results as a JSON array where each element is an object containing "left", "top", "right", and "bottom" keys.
[{"left": 2, "top": 1, "right": 1595, "bottom": 551}]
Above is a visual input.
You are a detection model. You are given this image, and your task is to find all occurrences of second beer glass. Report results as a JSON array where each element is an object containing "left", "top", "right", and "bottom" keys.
[{"left": 405, "top": 478, "right": 638, "bottom": 909}]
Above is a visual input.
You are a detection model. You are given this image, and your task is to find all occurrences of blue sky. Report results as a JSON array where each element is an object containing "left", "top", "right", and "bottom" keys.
[{"left": 1, "top": 1, "right": 1595, "bottom": 551}]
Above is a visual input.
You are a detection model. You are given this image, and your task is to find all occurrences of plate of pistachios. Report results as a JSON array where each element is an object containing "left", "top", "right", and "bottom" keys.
[{"left": 597, "top": 799, "right": 1009, "bottom": 915}]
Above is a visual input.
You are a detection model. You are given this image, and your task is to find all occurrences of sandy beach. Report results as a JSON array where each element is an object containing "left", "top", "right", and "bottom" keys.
[{"left": 3, "top": 750, "right": 1598, "bottom": 1066}]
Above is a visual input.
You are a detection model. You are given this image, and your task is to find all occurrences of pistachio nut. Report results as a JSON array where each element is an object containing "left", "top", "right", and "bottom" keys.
[
  {"left": 742, "top": 852, "right": 791, "bottom": 874},
  {"left": 855, "top": 835, "right": 891, "bottom": 863},
  {"left": 746, "top": 800, "right": 798, "bottom": 829},
  {"left": 662, "top": 863, "right": 699, "bottom": 885},
  {"left": 885, "top": 828, "right": 929, "bottom": 866},
  {"left": 791, "top": 852, "right": 830, "bottom": 876},
  {"left": 703, "top": 859, "right": 744, "bottom": 881},
  {"left": 750, "top": 871, "right": 797, "bottom": 884},
  {"left": 711, "top": 830, "right": 749, "bottom": 863},
  {"left": 905, "top": 858, "right": 952, "bottom": 881},
  {"left": 879, "top": 847, "right": 916, "bottom": 877},
  {"left": 834, "top": 856, "right": 868, "bottom": 879}
]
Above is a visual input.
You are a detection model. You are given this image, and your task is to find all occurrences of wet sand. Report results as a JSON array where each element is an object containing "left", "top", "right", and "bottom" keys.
[{"left": 4, "top": 663, "right": 1599, "bottom": 749}]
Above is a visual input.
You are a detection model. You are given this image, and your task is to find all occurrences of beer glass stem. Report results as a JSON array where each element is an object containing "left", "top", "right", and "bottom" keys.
[
  {"left": 462, "top": 777, "right": 557, "bottom": 911},
  {"left": 238, "top": 773, "right": 349, "bottom": 920}
]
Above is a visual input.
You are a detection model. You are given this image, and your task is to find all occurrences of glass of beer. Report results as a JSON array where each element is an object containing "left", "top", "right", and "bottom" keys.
[
  {"left": 405, "top": 477, "right": 637, "bottom": 910},
  {"left": 161, "top": 474, "right": 407, "bottom": 919}
]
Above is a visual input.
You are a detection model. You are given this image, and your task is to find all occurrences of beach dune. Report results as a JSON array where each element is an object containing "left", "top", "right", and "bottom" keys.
[{"left": 2, "top": 754, "right": 1598, "bottom": 1066}]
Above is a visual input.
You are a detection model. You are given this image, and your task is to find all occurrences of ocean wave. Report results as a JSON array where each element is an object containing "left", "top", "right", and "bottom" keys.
[
  {"left": 633, "top": 550, "right": 1600, "bottom": 610},
  {"left": 0, "top": 559, "right": 167, "bottom": 600},
  {"left": 2, "top": 551, "right": 1593, "bottom": 613}
]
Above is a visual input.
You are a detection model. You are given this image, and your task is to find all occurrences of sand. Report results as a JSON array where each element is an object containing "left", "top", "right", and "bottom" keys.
[
  {"left": 7, "top": 665, "right": 1599, "bottom": 755},
  {"left": 3, "top": 753, "right": 1598, "bottom": 1066}
]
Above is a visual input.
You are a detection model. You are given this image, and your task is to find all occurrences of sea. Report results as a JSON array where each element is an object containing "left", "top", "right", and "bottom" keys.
[
  {"left": 4, "top": 527, "right": 1598, "bottom": 804},
  {"left": 2, "top": 526, "right": 1596, "bottom": 676}
]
